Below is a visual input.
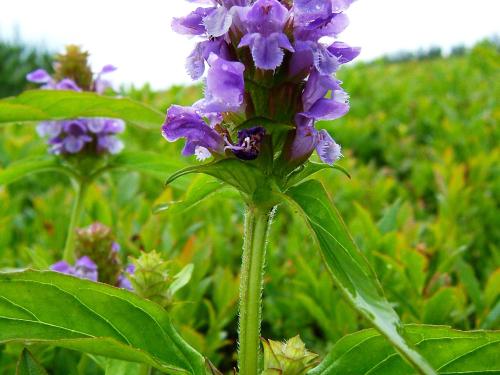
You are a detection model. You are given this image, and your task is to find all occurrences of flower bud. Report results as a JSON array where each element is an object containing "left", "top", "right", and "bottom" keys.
[
  {"left": 54, "top": 45, "right": 93, "bottom": 91},
  {"left": 261, "top": 335, "right": 319, "bottom": 375},
  {"left": 75, "top": 222, "right": 122, "bottom": 286},
  {"left": 128, "top": 251, "right": 172, "bottom": 307}
]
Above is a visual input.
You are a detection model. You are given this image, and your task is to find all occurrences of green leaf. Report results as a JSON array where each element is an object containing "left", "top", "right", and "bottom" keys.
[
  {"left": 285, "top": 180, "right": 435, "bottom": 375},
  {"left": 106, "top": 151, "right": 188, "bottom": 189},
  {"left": 285, "top": 162, "right": 350, "bottom": 189},
  {"left": 16, "top": 348, "right": 48, "bottom": 375},
  {"left": 166, "top": 158, "right": 267, "bottom": 196},
  {"left": 0, "top": 90, "right": 164, "bottom": 129},
  {"left": 0, "top": 156, "right": 74, "bottom": 186},
  {"left": 309, "top": 325, "right": 500, "bottom": 375},
  {"left": 456, "top": 258, "right": 484, "bottom": 315},
  {"left": 169, "top": 264, "right": 194, "bottom": 297},
  {"left": 154, "top": 175, "right": 231, "bottom": 215},
  {"left": 0, "top": 270, "right": 206, "bottom": 375},
  {"left": 105, "top": 359, "right": 142, "bottom": 375}
]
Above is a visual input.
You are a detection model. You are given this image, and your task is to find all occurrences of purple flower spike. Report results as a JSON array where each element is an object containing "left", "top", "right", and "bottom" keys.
[
  {"left": 29, "top": 54, "right": 125, "bottom": 156},
  {"left": 162, "top": 105, "right": 225, "bottom": 158},
  {"left": 195, "top": 53, "right": 245, "bottom": 113},
  {"left": 316, "top": 129, "right": 342, "bottom": 164},
  {"left": 229, "top": 126, "right": 266, "bottom": 160},
  {"left": 168, "top": 0, "right": 358, "bottom": 166}
]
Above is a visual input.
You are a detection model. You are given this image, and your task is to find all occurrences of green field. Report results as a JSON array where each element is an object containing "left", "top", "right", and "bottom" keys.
[{"left": 0, "top": 40, "right": 498, "bottom": 373}]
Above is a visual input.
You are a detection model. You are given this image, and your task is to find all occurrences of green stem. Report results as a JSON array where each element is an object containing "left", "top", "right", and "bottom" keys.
[
  {"left": 238, "top": 204, "right": 275, "bottom": 375},
  {"left": 63, "top": 178, "right": 88, "bottom": 263}
]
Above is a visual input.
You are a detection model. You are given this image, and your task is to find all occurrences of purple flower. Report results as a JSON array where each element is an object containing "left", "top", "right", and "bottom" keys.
[
  {"left": 238, "top": 0, "right": 294, "bottom": 70},
  {"left": 186, "top": 38, "right": 232, "bottom": 80},
  {"left": 50, "top": 256, "right": 98, "bottom": 282},
  {"left": 51, "top": 260, "right": 74, "bottom": 274},
  {"left": 118, "top": 264, "right": 135, "bottom": 291},
  {"left": 316, "top": 129, "right": 342, "bottom": 164},
  {"left": 301, "top": 70, "right": 349, "bottom": 121},
  {"left": 162, "top": 105, "right": 225, "bottom": 158},
  {"left": 286, "top": 114, "right": 319, "bottom": 165},
  {"left": 195, "top": 53, "right": 245, "bottom": 113},
  {"left": 94, "top": 65, "right": 118, "bottom": 94},
  {"left": 286, "top": 117, "right": 343, "bottom": 165},
  {"left": 228, "top": 126, "right": 266, "bottom": 160},
  {"left": 73, "top": 256, "right": 99, "bottom": 281},
  {"left": 39, "top": 118, "right": 124, "bottom": 155},
  {"left": 27, "top": 61, "right": 125, "bottom": 156},
  {"left": 293, "top": 0, "right": 355, "bottom": 25},
  {"left": 290, "top": 13, "right": 351, "bottom": 76},
  {"left": 27, "top": 69, "right": 52, "bottom": 84},
  {"left": 328, "top": 41, "right": 361, "bottom": 64},
  {"left": 172, "top": 7, "right": 213, "bottom": 35}
]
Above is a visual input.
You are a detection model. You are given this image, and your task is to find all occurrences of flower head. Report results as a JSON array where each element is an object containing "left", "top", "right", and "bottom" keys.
[
  {"left": 51, "top": 222, "right": 133, "bottom": 289},
  {"left": 262, "top": 335, "right": 319, "bottom": 374},
  {"left": 166, "top": 0, "right": 359, "bottom": 168},
  {"left": 27, "top": 45, "right": 125, "bottom": 156}
]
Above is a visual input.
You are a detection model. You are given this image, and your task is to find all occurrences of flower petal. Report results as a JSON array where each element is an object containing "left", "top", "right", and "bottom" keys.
[
  {"left": 316, "top": 129, "right": 342, "bottom": 164},
  {"left": 203, "top": 6, "right": 233, "bottom": 37}
]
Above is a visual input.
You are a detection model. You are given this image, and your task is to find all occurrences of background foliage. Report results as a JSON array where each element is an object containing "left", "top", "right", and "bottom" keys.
[
  {"left": 0, "top": 40, "right": 498, "bottom": 373},
  {"left": 0, "top": 38, "right": 52, "bottom": 98}
]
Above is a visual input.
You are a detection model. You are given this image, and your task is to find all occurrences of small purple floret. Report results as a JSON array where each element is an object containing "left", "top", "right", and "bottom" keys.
[
  {"left": 50, "top": 256, "right": 98, "bottom": 282},
  {"left": 162, "top": 105, "right": 225, "bottom": 158},
  {"left": 195, "top": 53, "right": 245, "bottom": 113}
]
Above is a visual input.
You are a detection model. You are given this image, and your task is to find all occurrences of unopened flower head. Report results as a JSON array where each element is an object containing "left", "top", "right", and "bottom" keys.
[
  {"left": 27, "top": 45, "right": 125, "bottom": 156},
  {"left": 51, "top": 222, "right": 134, "bottom": 290},
  {"left": 163, "top": 0, "right": 359, "bottom": 167}
]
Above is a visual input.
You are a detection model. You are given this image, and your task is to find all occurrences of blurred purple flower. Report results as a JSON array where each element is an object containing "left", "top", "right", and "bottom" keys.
[
  {"left": 50, "top": 256, "right": 98, "bottom": 282},
  {"left": 118, "top": 264, "right": 135, "bottom": 291},
  {"left": 27, "top": 63, "right": 125, "bottom": 156}
]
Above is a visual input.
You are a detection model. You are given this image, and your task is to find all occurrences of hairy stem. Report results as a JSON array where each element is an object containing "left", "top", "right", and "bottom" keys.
[
  {"left": 238, "top": 205, "right": 275, "bottom": 375},
  {"left": 63, "top": 178, "right": 88, "bottom": 263}
]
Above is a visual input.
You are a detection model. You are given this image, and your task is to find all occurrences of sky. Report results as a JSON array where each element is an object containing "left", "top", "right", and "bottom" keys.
[{"left": 1, "top": 0, "right": 499, "bottom": 90}]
